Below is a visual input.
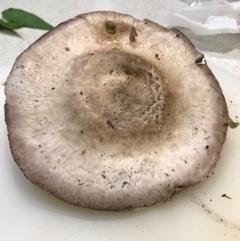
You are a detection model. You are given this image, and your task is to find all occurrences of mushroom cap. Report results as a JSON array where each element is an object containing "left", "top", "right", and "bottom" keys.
[{"left": 5, "top": 12, "right": 228, "bottom": 211}]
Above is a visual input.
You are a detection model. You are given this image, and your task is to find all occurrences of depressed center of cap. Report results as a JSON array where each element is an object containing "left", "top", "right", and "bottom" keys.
[{"left": 70, "top": 51, "right": 167, "bottom": 132}]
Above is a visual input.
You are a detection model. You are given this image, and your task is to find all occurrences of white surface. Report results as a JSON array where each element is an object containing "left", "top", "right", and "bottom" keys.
[{"left": 0, "top": 62, "right": 240, "bottom": 241}]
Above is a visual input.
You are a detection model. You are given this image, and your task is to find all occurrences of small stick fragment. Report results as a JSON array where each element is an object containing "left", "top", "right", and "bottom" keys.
[
  {"left": 129, "top": 26, "right": 137, "bottom": 42},
  {"left": 221, "top": 194, "right": 231, "bottom": 199}
]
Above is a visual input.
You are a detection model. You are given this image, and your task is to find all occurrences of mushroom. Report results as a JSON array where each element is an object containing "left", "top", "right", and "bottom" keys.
[{"left": 5, "top": 12, "right": 228, "bottom": 211}]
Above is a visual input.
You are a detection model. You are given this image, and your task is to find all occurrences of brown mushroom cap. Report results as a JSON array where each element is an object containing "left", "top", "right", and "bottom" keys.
[{"left": 5, "top": 12, "right": 228, "bottom": 211}]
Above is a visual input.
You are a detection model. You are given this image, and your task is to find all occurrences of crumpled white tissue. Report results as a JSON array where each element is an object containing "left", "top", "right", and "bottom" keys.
[{"left": 158, "top": 0, "right": 240, "bottom": 35}]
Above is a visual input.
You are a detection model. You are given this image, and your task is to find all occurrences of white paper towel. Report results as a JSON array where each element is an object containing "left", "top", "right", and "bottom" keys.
[{"left": 158, "top": 0, "right": 240, "bottom": 35}]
